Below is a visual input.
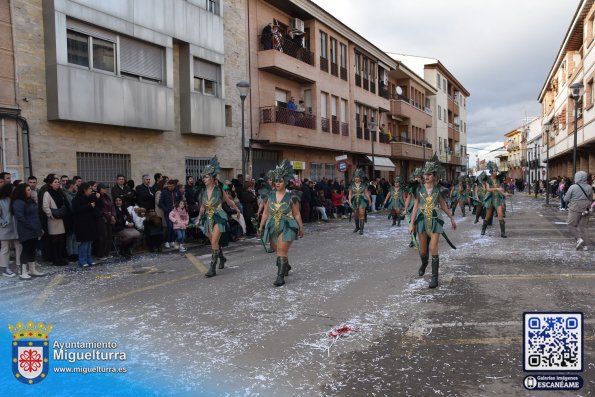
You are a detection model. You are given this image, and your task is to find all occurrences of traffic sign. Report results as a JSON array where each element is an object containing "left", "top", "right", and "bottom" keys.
[{"left": 336, "top": 160, "right": 348, "bottom": 173}]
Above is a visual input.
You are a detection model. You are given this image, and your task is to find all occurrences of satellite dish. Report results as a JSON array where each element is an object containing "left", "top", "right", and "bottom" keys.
[{"left": 395, "top": 86, "right": 403, "bottom": 96}]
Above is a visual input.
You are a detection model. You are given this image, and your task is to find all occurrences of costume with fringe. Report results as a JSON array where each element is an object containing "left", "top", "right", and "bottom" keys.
[
  {"left": 261, "top": 191, "right": 301, "bottom": 243},
  {"left": 200, "top": 157, "right": 228, "bottom": 234}
]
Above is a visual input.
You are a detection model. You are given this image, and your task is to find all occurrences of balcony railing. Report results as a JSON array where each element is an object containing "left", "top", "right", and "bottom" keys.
[
  {"left": 379, "top": 132, "right": 390, "bottom": 143},
  {"left": 320, "top": 56, "right": 328, "bottom": 72},
  {"left": 258, "top": 34, "right": 314, "bottom": 66},
  {"left": 370, "top": 80, "right": 376, "bottom": 94},
  {"left": 355, "top": 74, "right": 361, "bottom": 86},
  {"left": 331, "top": 119, "right": 340, "bottom": 134},
  {"left": 340, "top": 66, "right": 347, "bottom": 81},
  {"left": 363, "top": 78, "right": 369, "bottom": 91},
  {"left": 364, "top": 128, "right": 370, "bottom": 140},
  {"left": 356, "top": 126, "right": 363, "bottom": 139},
  {"left": 330, "top": 62, "right": 338, "bottom": 77},
  {"left": 340, "top": 121, "right": 349, "bottom": 136},
  {"left": 259, "top": 106, "right": 316, "bottom": 130},
  {"left": 321, "top": 117, "right": 330, "bottom": 132}
]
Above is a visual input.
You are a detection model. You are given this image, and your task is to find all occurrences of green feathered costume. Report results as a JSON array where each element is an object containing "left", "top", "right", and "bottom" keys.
[
  {"left": 350, "top": 168, "right": 369, "bottom": 209},
  {"left": 261, "top": 160, "right": 300, "bottom": 243},
  {"left": 199, "top": 157, "right": 228, "bottom": 234}
]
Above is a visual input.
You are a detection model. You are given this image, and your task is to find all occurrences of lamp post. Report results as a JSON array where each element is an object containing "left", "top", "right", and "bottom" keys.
[
  {"left": 569, "top": 82, "right": 583, "bottom": 177},
  {"left": 368, "top": 119, "right": 377, "bottom": 179},
  {"left": 544, "top": 122, "right": 552, "bottom": 205},
  {"left": 466, "top": 154, "right": 470, "bottom": 176},
  {"left": 236, "top": 80, "right": 250, "bottom": 182}
]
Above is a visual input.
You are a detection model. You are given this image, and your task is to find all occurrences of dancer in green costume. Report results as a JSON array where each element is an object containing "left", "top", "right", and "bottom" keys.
[
  {"left": 408, "top": 156, "right": 457, "bottom": 288},
  {"left": 258, "top": 160, "right": 304, "bottom": 287},
  {"left": 480, "top": 161, "right": 508, "bottom": 238},
  {"left": 383, "top": 176, "right": 406, "bottom": 226},
  {"left": 348, "top": 169, "right": 372, "bottom": 235},
  {"left": 199, "top": 157, "right": 242, "bottom": 278}
]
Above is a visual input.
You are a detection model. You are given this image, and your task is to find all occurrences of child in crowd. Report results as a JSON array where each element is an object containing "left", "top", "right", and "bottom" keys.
[{"left": 169, "top": 200, "right": 189, "bottom": 252}]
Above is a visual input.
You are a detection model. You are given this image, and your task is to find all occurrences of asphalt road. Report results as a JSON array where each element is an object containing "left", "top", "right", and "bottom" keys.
[{"left": 0, "top": 193, "right": 592, "bottom": 396}]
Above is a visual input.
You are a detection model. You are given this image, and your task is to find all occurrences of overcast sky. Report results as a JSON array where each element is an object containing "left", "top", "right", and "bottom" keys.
[{"left": 311, "top": 0, "right": 579, "bottom": 153}]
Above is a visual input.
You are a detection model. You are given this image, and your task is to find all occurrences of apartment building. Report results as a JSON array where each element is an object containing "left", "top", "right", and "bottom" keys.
[
  {"left": 390, "top": 55, "right": 470, "bottom": 181},
  {"left": 538, "top": 0, "right": 595, "bottom": 178},
  {"left": 247, "top": 0, "right": 437, "bottom": 182},
  {"left": 6, "top": 0, "right": 248, "bottom": 184},
  {"left": 504, "top": 128, "right": 524, "bottom": 180}
]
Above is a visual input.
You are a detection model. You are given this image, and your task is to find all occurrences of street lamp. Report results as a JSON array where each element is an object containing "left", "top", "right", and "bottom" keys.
[
  {"left": 236, "top": 80, "right": 250, "bottom": 182},
  {"left": 569, "top": 82, "right": 583, "bottom": 177},
  {"left": 544, "top": 122, "right": 553, "bottom": 205},
  {"left": 368, "top": 119, "right": 377, "bottom": 178},
  {"left": 466, "top": 154, "right": 470, "bottom": 176}
]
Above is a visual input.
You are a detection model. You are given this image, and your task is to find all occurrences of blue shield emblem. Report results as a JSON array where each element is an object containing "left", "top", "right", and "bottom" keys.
[{"left": 12, "top": 340, "right": 49, "bottom": 384}]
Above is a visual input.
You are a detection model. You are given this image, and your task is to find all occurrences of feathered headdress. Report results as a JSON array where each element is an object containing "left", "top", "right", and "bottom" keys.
[
  {"left": 486, "top": 161, "right": 498, "bottom": 174},
  {"left": 422, "top": 153, "right": 443, "bottom": 175},
  {"left": 202, "top": 156, "right": 221, "bottom": 177},
  {"left": 265, "top": 170, "right": 274, "bottom": 181},
  {"left": 477, "top": 171, "right": 488, "bottom": 183},
  {"left": 411, "top": 168, "right": 423, "bottom": 178},
  {"left": 394, "top": 176, "right": 402, "bottom": 183},
  {"left": 270, "top": 160, "right": 294, "bottom": 183},
  {"left": 353, "top": 168, "right": 365, "bottom": 179}
]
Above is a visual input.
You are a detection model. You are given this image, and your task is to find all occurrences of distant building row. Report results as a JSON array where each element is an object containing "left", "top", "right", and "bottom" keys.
[{"left": 0, "top": 0, "right": 470, "bottom": 184}]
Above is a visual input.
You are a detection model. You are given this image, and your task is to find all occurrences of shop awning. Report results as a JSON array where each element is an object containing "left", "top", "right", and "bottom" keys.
[{"left": 366, "top": 155, "right": 396, "bottom": 172}]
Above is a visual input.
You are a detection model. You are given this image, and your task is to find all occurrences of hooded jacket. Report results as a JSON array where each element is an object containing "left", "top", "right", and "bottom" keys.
[{"left": 564, "top": 171, "right": 593, "bottom": 212}]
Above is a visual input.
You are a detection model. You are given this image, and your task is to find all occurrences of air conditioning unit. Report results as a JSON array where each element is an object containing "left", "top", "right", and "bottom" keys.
[{"left": 291, "top": 18, "right": 304, "bottom": 33}]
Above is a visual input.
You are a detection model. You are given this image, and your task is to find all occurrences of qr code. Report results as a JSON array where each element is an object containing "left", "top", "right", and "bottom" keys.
[{"left": 524, "top": 313, "right": 582, "bottom": 371}]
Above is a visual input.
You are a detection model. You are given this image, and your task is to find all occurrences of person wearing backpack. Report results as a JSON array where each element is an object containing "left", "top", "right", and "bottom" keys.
[{"left": 564, "top": 171, "right": 593, "bottom": 251}]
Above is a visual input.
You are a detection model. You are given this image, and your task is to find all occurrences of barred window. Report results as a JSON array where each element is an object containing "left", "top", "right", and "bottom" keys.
[
  {"left": 310, "top": 163, "right": 322, "bottom": 181},
  {"left": 76, "top": 152, "right": 131, "bottom": 187},
  {"left": 185, "top": 157, "right": 211, "bottom": 180},
  {"left": 324, "top": 164, "right": 336, "bottom": 180}
]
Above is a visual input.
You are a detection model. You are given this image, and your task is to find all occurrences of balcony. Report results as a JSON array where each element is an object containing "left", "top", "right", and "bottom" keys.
[
  {"left": 355, "top": 74, "right": 361, "bottom": 87},
  {"left": 363, "top": 78, "right": 369, "bottom": 91},
  {"left": 449, "top": 155, "right": 461, "bottom": 165},
  {"left": 378, "top": 84, "right": 389, "bottom": 100},
  {"left": 320, "top": 56, "right": 328, "bottom": 72},
  {"left": 379, "top": 132, "right": 391, "bottom": 144},
  {"left": 258, "top": 35, "right": 315, "bottom": 84},
  {"left": 390, "top": 96, "right": 432, "bottom": 127},
  {"left": 260, "top": 106, "right": 316, "bottom": 130},
  {"left": 321, "top": 117, "right": 330, "bottom": 133},
  {"left": 258, "top": 106, "right": 353, "bottom": 151},
  {"left": 448, "top": 126, "right": 460, "bottom": 142},
  {"left": 448, "top": 95, "right": 460, "bottom": 115},
  {"left": 356, "top": 126, "right": 363, "bottom": 139},
  {"left": 330, "top": 62, "right": 338, "bottom": 77},
  {"left": 331, "top": 119, "right": 340, "bottom": 134},
  {"left": 340, "top": 67, "right": 347, "bottom": 81},
  {"left": 391, "top": 140, "right": 433, "bottom": 160}
]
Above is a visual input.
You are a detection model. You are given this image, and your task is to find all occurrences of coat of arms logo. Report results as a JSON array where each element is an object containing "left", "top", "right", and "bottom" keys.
[{"left": 9, "top": 321, "right": 53, "bottom": 384}]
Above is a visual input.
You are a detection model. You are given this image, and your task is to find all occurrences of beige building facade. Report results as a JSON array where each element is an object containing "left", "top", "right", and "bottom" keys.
[
  {"left": 6, "top": 0, "right": 249, "bottom": 185},
  {"left": 247, "top": 0, "right": 439, "bottom": 182},
  {"left": 538, "top": 0, "right": 595, "bottom": 178}
]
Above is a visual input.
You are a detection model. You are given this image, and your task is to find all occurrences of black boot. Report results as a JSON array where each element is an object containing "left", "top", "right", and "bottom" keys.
[
  {"left": 472, "top": 206, "right": 477, "bottom": 215},
  {"left": 462, "top": 207, "right": 466, "bottom": 217},
  {"left": 481, "top": 221, "right": 488, "bottom": 235},
  {"left": 392, "top": 214, "right": 396, "bottom": 226},
  {"left": 274, "top": 256, "right": 288, "bottom": 286},
  {"left": 474, "top": 211, "right": 481, "bottom": 224},
  {"left": 359, "top": 219, "right": 364, "bottom": 235},
  {"left": 428, "top": 255, "right": 439, "bottom": 288},
  {"left": 451, "top": 204, "right": 456, "bottom": 216},
  {"left": 499, "top": 220, "right": 507, "bottom": 238},
  {"left": 205, "top": 249, "right": 218, "bottom": 277},
  {"left": 218, "top": 247, "right": 226, "bottom": 269},
  {"left": 418, "top": 254, "right": 429, "bottom": 276},
  {"left": 284, "top": 260, "right": 291, "bottom": 276},
  {"left": 397, "top": 214, "right": 401, "bottom": 226},
  {"left": 353, "top": 218, "right": 360, "bottom": 233}
]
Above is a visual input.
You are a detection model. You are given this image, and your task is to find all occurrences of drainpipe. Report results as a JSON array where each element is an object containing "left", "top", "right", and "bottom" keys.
[{"left": 1, "top": 118, "right": 6, "bottom": 171}]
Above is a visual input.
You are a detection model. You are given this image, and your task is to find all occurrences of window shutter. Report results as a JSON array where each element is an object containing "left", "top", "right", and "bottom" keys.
[
  {"left": 120, "top": 36, "right": 164, "bottom": 81},
  {"left": 193, "top": 58, "right": 219, "bottom": 81},
  {"left": 66, "top": 18, "right": 116, "bottom": 42}
]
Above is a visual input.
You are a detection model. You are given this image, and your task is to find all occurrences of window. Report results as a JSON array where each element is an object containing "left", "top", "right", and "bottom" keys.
[
  {"left": 325, "top": 164, "right": 336, "bottom": 180},
  {"left": 225, "top": 105, "right": 232, "bottom": 127},
  {"left": 310, "top": 163, "right": 322, "bottom": 181},
  {"left": 355, "top": 52, "right": 360, "bottom": 75},
  {"left": 66, "top": 28, "right": 114, "bottom": 73},
  {"left": 77, "top": 152, "right": 131, "bottom": 187},
  {"left": 206, "top": 0, "right": 219, "bottom": 14},
  {"left": 340, "top": 43, "right": 347, "bottom": 68},
  {"left": 439, "top": 137, "right": 442, "bottom": 152},
  {"left": 67, "top": 30, "right": 89, "bottom": 67},
  {"left": 340, "top": 99, "right": 347, "bottom": 122},
  {"left": 120, "top": 36, "right": 164, "bottom": 83},
  {"left": 185, "top": 157, "right": 212, "bottom": 180},
  {"left": 438, "top": 105, "right": 442, "bottom": 120},
  {"left": 194, "top": 58, "right": 220, "bottom": 96},
  {"left": 66, "top": 19, "right": 165, "bottom": 83},
  {"left": 444, "top": 109, "right": 447, "bottom": 122},
  {"left": 321, "top": 92, "right": 328, "bottom": 118},
  {"left": 443, "top": 78, "right": 447, "bottom": 92},
  {"left": 437, "top": 74, "right": 441, "bottom": 89},
  {"left": 330, "top": 38, "right": 337, "bottom": 64},
  {"left": 320, "top": 31, "right": 327, "bottom": 59}
]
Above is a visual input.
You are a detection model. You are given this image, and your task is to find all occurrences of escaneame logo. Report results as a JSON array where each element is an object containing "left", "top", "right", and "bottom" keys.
[{"left": 8, "top": 321, "right": 52, "bottom": 385}]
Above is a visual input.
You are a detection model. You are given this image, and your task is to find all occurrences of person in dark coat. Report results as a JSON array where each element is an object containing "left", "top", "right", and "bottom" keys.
[
  {"left": 144, "top": 210, "right": 164, "bottom": 252},
  {"left": 72, "top": 183, "right": 98, "bottom": 267},
  {"left": 11, "top": 183, "right": 44, "bottom": 279},
  {"left": 300, "top": 179, "right": 312, "bottom": 222},
  {"left": 135, "top": 174, "right": 155, "bottom": 211},
  {"left": 241, "top": 180, "right": 258, "bottom": 236}
]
